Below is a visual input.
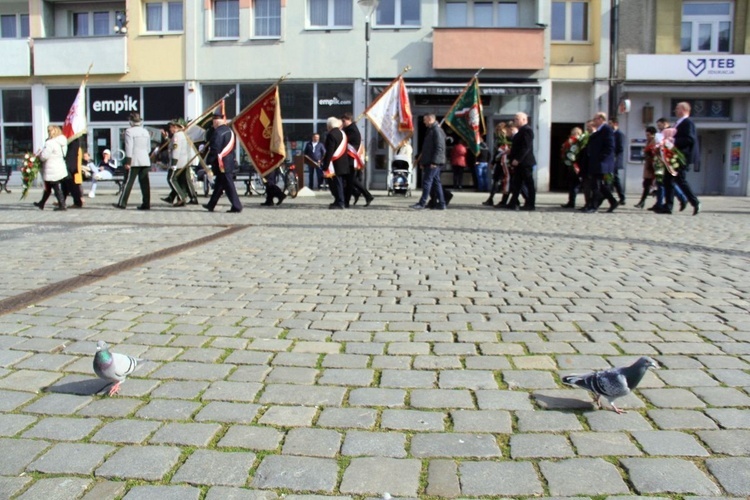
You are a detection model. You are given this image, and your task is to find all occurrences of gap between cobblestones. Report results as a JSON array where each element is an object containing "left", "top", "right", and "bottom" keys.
[{"left": 0, "top": 224, "right": 250, "bottom": 317}]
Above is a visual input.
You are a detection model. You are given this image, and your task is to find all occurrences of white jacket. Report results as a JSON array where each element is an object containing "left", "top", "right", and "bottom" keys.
[
  {"left": 170, "top": 131, "right": 195, "bottom": 169},
  {"left": 39, "top": 135, "right": 69, "bottom": 182},
  {"left": 124, "top": 125, "right": 152, "bottom": 167}
]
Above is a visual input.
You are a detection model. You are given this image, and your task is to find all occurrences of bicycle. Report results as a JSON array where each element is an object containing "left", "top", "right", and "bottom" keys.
[{"left": 277, "top": 163, "right": 298, "bottom": 198}]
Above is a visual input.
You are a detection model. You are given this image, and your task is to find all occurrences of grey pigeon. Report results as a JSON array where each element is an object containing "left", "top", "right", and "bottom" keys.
[
  {"left": 93, "top": 340, "right": 142, "bottom": 396},
  {"left": 562, "top": 356, "right": 659, "bottom": 413}
]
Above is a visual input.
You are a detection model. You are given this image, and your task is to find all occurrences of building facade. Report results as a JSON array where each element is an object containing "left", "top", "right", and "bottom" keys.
[{"left": 615, "top": 0, "right": 750, "bottom": 196}]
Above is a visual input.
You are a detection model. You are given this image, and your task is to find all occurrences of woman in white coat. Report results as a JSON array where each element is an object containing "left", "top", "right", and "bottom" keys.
[{"left": 34, "top": 125, "right": 69, "bottom": 210}]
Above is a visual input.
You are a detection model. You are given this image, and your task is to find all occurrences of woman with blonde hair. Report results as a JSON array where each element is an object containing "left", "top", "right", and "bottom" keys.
[{"left": 34, "top": 125, "right": 69, "bottom": 210}]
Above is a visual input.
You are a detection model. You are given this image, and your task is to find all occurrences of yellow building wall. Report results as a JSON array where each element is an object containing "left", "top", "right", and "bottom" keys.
[
  {"left": 655, "top": 0, "right": 680, "bottom": 53},
  {"left": 122, "top": 0, "right": 185, "bottom": 82},
  {"left": 550, "top": 0, "right": 601, "bottom": 66}
]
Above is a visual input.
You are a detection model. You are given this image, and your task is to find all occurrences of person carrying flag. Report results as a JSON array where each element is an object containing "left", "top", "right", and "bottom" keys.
[
  {"left": 204, "top": 108, "right": 242, "bottom": 213},
  {"left": 341, "top": 112, "right": 373, "bottom": 207},
  {"left": 167, "top": 118, "right": 198, "bottom": 207}
]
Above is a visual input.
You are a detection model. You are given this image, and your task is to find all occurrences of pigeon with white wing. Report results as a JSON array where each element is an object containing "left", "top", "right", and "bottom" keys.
[
  {"left": 93, "top": 340, "right": 143, "bottom": 396},
  {"left": 561, "top": 356, "right": 659, "bottom": 414}
]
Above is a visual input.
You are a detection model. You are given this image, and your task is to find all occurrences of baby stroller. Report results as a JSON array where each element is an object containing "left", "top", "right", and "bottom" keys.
[{"left": 387, "top": 155, "right": 413, "bottom": 197}]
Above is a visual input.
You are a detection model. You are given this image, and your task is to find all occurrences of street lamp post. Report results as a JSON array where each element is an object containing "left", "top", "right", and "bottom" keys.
[{"left": 358, "top": 0, "right": 378, "bottom": 189}]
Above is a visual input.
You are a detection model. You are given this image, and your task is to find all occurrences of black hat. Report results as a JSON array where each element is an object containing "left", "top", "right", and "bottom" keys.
[{"left": 213, "top": 108, "right": 225, "bottom": 118}]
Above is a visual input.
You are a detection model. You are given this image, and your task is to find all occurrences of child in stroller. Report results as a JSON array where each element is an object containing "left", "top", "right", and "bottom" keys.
[{"left": 388, "top": 141, "right": 413, "bottom": 196}]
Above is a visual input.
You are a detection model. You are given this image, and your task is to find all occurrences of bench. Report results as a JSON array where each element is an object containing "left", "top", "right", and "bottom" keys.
[
  {"left": 233, "top": 163, "right": 256, "bottom": 196},
  {"left": 0, "top": 165, "right": 11, "bottom": 193},
  {"left": 88, "top": 166, "right": 127, "bottom": 196}
]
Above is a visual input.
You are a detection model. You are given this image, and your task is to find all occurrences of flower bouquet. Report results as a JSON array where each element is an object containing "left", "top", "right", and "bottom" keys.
[
  {"left": 652, "top": 139, "right": 686, "bottom": 182},
  {"left": 562, "top": 132, "right": 589, "bottom": 175},
  {"left": 19, "top": 152, "right": 41, "bottom": 200}
]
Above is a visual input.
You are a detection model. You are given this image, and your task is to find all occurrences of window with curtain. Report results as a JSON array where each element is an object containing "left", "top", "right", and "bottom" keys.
[
  {"left": 681, "top": 1, "right": 732, "bottom": 52},
  {"left": 254, "top": 0, "right": 281, "bottom": 37},
  {"left": 551, "top": 1, "right": 588, "bottom": 41},
  {"left": 145, "top": 1, "right": 183, "bottom": 32},
  {"left": 214, "top": 0, "right": 239, "bottom": 37},
  {"left": 1, "top": 89, "right": 33, "bottom": 168},
  {"left": 1, "top": 15, "right": 16, "bottom": 38},
  {"left": 214, "top": 0, "right": 240, "bottom": 38},
  {"left": 73, "top": 12, "right": 89, "bottom": 36},
  {"left": 444, "top": 0, "right": 518, "bottom": 27},
  {"left": 376, "top": 0, "right": 420, "bottom": 27},
  {"left": 309, "top": 0, "right": 352, "bottom": 28},
  {"left": 93, "top": 11, "right": 109, "bottom": 35},
  {"left": 20, "top": 14, "right": 29, "bottom": 36}
]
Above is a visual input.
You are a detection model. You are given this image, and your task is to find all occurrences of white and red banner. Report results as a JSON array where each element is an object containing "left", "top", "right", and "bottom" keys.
[
  {"left": 232, "top": 86, "right": 286, "bottom": 177},
  {"left": 62, "top": 81, "right": 87, "bottom": 143},
  {"left": 365, "top": 76, "right": 413, "bottom": 150}
]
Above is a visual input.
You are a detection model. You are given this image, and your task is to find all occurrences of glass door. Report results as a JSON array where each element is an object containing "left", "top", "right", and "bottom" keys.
[{"left": 89, "top": 127, "right": 126, "bottom": 166}]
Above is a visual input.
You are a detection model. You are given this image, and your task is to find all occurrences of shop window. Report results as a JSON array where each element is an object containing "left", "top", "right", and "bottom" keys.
[
  {"left": 670, "top": 98, "right": 731, "bottom": 120},
  {"left": 376, "top": 0, "right": 420, "bottom": 27},
  {"left": 308, "top": 0, "right": 352, "bottom": 29},
  {"left": 213, "top": 0, "right": 239, "bottom": 38},
  {"left": 1, "top": 13, "right": 29, "bottom": 38},
  {"left": 1, "top": 89, "right": 32, "bottom": 168},
  {"left": 145, "top": 1, "right": 184, "bottom": 33},
  {"left": 551, "top": 1, "right": 588, "bottom": 42},
  {"left": 681, "top": 1, "right": 732, "bottom": 53},
  {"left": 443, "top": 1, "right": 518, "bottom": 28}
]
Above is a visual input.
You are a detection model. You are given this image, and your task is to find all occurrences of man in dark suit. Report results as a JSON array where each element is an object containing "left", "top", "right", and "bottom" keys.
[
  {"left": 203, "top": 108, "right": 242, "bottom": 213},
  {"left": 505, "top": 112, "right": 536, "bottom": 210},
  {"left": 664, "top": 101, "right": 701, "bottom": 215},
  {"left": 321, "top": 116, "right": 349, "bottom": 209},
  {"left": 584, "top": 112, "right": 619, "bottom": 213},
  {"left": 303, "top": 133, "right": 326, "bottom": 190},
  {"left": 610, "top": 119, "right": 626, "bottom": 204},
  {"left": 341, "top": 112, "right": 373, "bottom": 207}
]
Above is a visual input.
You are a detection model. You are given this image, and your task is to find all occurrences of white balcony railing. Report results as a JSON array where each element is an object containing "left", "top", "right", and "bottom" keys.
[
  {"left": 0, "top": 39, "right": 31, "bottom": 77},
  {"left": 33, "top": 36, "right": 127, "bottom": 76}
]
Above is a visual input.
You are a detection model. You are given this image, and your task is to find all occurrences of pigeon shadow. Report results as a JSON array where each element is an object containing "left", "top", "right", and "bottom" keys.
[
  {"left": 533, "top": 392, "right": 596, "bottom": 412},
  {"left": 44, "top": 376, "right": 111, "bottom": 396}
]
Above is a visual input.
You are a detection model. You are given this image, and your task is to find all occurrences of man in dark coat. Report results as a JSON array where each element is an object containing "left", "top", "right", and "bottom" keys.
[
  {"left": 341, "top": 112, "right": 373, "bottom": 207},
  {"left": 664, "top": 101, "right": 701, "bottom": 215},
  {"left": 321, "top": 116, "right": 349, "bottom": 209},
  {"left": 62, "top": 137, "right": 84, "bottom": 208},
  {"left": 610, "top": 119, "right": 626, "bottom": 204},
  {"left": 584, "top": 112, "right": 619, "bottom": 213},
  {"left": 303, "top": 133, "right": 326, "bottom": 190},
  {"left": 411, "top": 114, "right": 447, "bottom": 210},
  {"left": 203, "top": 108, "right": 242, "bottom": 213},
  {"left": 505, "top": 112, "right": 536, "bottom": 210}
]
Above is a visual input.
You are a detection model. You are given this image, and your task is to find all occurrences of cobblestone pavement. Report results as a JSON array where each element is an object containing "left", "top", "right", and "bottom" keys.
[{"left": 0, "top": 185, "right": 748, "bottom": 499}]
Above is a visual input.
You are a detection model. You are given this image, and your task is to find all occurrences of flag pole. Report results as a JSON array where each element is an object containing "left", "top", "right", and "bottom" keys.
[
  {"left": 355, "top": 65, "right": 412, "bottom": 123},
  {"left": 231, "top": 73, "right": 289, "bottom": 124},
  {"left": 439, "top": 67, "right": 484, "bottom": 126}
]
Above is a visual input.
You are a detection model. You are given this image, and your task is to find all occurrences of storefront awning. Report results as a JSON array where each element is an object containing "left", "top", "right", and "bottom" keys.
[{"left": 371, "top": 83, "right": 541, "bottom": 96}]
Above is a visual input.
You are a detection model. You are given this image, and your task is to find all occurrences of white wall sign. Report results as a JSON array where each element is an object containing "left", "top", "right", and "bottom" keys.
[{"left": 627, "top": 55, "right": 750, "bottom": 81}]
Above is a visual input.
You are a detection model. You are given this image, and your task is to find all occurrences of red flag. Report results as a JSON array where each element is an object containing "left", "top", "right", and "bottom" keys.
[
  {"left": 232, "top": 86, "right": 286, "bottom": 177},
  {"left": 364, "top": 76, "right": 413, "bottom": 150},
  {"left": 62, "top": 81, "right": 87, "bottom": 143}
]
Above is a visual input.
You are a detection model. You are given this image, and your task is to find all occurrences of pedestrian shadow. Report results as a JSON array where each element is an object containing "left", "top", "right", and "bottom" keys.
[{"left": 43, "top": 375, "right": 109, "bottom": 396}]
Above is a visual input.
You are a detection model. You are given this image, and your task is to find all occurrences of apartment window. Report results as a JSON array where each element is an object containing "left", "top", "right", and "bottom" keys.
[
  {"left": 73, "top": 11, "right": 122, "bottom": 36},
  {"left": 254, "top": 0, "right": 281, "bottom": 37},
  {"left": 444, "top": 1, "right": 518, "bottom": 28},
  {"left": 0, "top": 89, "right": 32, "bottom": 168},
  {"left": 681, "top": 2, "right": 732, "bottom": 52},
  {"left": 214, "top": 0, "right": 239, "bottom": 38},
  {"left": 551, "top": 1, "right": 588, "bottom": 41},
  {"left": 309, "top": 0, "right": 352, "bottom": 29},
  {"left": 145, "top": 1, "right": 183, "bottom": 32},
  {"left": 376, "top": 0, "right": 420, "bottom": 27},
  {"left": 1, "top": 14, "right": 29, "bottom": 38}
]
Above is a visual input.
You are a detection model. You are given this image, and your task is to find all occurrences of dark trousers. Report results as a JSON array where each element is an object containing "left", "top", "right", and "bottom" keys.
[
  {"left": 265, "top": 183, "right": 285, "bottom": 204},
  {"left": 37, "top": 181, "right": 66, "bottom": 209},
  {"left": 309, "top": 165, "right": 324, "bottom": 189},
  {"left": 451, "top": 165, "right": 464, "bottom": 189},
  {"left": 61, "top": 177, "right": 83, "bottom": 207},
  {"left": 637, "top": 178, "right": 653, "bottom": 207},
  {"left": 417, "top": 165, "right": 445, "bottom": 207},
  {"left": 509, "top": 166, "right": 535, "bottom": 208},
  {"left": 207, "top": 170, "right": 242, "bottom": 211},
  {"left": 566, "top": 171, "right": 582, "bottom": 206},
  {"left": 590, "top": 174, "right": 618, "bottom": 209},
  {"left": 350, "top": 169, "right": 372, "bottom": 203},
  {"left": 664, "top": 168, "right": 699, "bottom": 212},
  {"left": 328, "top": 176, "right": 346, "bottom": 207},
  {"left": 118, "top": 166, "right": 151, "bottom": 208}
]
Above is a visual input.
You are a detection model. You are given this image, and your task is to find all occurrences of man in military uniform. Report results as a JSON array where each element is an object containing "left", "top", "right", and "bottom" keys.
[
  {"left": 166, "top": 118, "right": 198, "bottom": 206},
  {"left": 203, "top": 108, "right": 242, "bottom": 213},
  {"left": 114, "top": 112, "right": 152, "bottom": 210}
]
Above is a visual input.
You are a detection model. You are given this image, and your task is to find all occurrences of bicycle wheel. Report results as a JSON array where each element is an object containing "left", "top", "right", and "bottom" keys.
[
  {"left": 286, "top": 171, "right": 298, "bottom": 198},
  {"left": 251, "top": 175, "right": 266, "bottom": 196}
]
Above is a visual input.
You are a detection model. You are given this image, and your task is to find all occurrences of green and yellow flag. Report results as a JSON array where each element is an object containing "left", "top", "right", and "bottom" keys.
[{"left": 444, "top": 77, "right": 485, "bottom": 156}]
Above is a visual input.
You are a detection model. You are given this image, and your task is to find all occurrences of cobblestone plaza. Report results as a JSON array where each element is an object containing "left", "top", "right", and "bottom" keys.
[{"left": 0, "top": 188, "right": 748, "bottom": 499}]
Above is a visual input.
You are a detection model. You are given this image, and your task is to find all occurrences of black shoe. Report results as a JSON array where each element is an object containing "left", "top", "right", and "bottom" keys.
[
  {"left": 647, "top": 205, "right": 659, "bottom": 211},
  {"left": 202, "top": 204, "right": 214, "bottom": 212},
  {"left": 679, "top": 200, "right": 688, "bottom": 212},
  {"left": 619, "top": 197, "right": 626, "bottom": 205},
  {"left": 655, "top": 206, "right": 672, "bottom": 214},
  {"left": 482, "top": 199, "right": 494, "bottom": 206},
  {"left": 520, "top": 205, "right": 536, "bottom": 211},
  {"left": 137, "top": 205, "right": 150, "bottom": 210},
  {"left": 329, "top": 204, "right": 344, "bottom": 210},
  {"left": 189, "top": 199, "right": 199, "bottom": 205},
  {"left": 172, "top": 200, "right": 186, "bottom": 207},
  {"left": 112, "top": 203, "right": 126, "bottom": 209},
  {"left": 261, "top": 201, "right": 274, "bottom": 206},
  {"left": 583, "top": 207, "right": 597, "bottom": 213},
  {"left": 352, "top": 195, "right": 360, "bottom": 206},
  {"left": 409, "top": 203, "right": 424, "bottom": 210},
  {"left": 693, "top": 202, "right": 701, "bottom": 216},
  {"left": 505, "top": 204, "right": 520, "bottom": 211},
  {"left": 634, "top": 202, "right": 644, "bottom": 209},
  {"left": 606, "top": 201, "right": 619, "bottom": 213},
  {"left": 160, "top": 197, "right": 172, "bottom": 204},
  {"left": 364, "top": 197, "right": 373, "bottom": 207},
  {"left": 227, "top": 208, "right": 242, "bottom": 213},
  {"left": 561, "top": 203, "right": 574, "bottom": 208},
  {"left": 53, "top": 206, "right": 67, "bottom": 211},
  {"left": 33, "top": 201, "right": 44, "bottom": 210},
  {"left": 276, "top": 193, "right": 286, "bottom": 205},
  {"left": 494, "top": 202, "right": 506, "bottom": 208}
]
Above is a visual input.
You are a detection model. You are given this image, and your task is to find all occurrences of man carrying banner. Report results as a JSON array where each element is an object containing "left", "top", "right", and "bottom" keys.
[
  {"left": 321, "top": 116, "right": 349, "bottom": 209},
  {"left": 204, "top": 108, "right": 242, "bottom": 213},
  {"left": 114, "top": 112, "right": 152, "bottom": 210},
  {"left": 411, "top": 114, "right": 447, "bottom": 210},
  {"left": 341, "top": 112, "right": 373, "bottom": 207},
  {"left": 167, "top": 118, "right": 198, "bottom": 207}
]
